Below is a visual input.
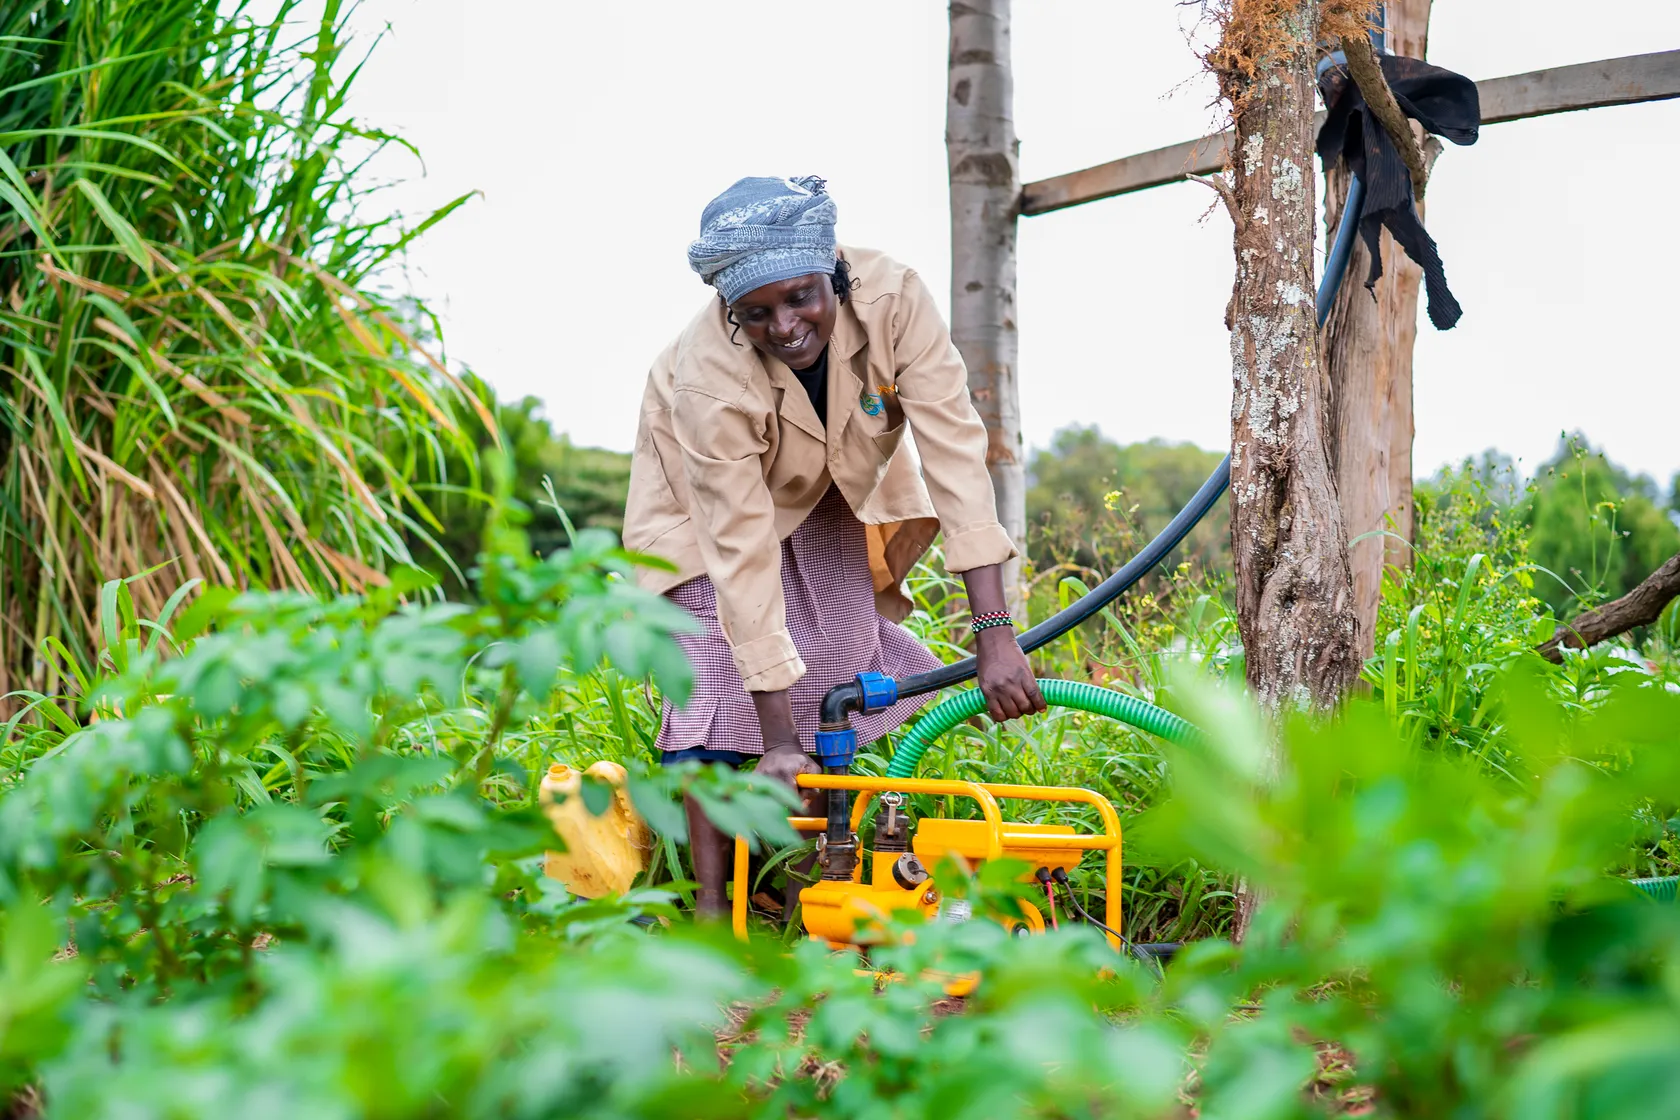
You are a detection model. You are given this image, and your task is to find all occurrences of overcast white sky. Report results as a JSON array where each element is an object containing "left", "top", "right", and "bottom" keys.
[{"left": 343, "top": 2, "right": 1680, "bottom": 486}]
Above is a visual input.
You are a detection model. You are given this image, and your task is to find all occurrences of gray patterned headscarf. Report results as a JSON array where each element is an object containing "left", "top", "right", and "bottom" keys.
[{"left": 687, "top": 175, "right": 837, "bottom": 305}]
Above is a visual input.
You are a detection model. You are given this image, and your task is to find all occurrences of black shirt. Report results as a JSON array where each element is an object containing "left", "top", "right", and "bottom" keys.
[{"left": 791, "top": 346, "right": 828, "bottom": 428}]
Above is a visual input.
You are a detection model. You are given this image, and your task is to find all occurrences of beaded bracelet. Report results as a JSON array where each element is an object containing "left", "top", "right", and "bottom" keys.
[{"left": 970, "top": 610, "right": 1014, "bottom": 635}]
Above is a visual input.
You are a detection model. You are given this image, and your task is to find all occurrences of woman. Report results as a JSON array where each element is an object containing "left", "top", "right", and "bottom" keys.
[{"left": 624, "top": 175, "right": 1044, "bottom": 914}]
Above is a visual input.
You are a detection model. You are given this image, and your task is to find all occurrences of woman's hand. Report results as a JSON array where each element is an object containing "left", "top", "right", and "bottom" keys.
[
  {"left": 751, "top": 689, "right": 823, "bottom": 815},
  {"left": 757, "top": 744, "right": 822, "bottom": 819},
  {"left": 756, "top": 743, "right": 820, "bottom": 805},
  {"left": 975, "top": 626, "right": 1046, "bottom": 723}
]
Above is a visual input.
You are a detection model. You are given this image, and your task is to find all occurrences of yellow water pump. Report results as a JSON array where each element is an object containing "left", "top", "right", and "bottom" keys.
[{"left": 732, "top": 773, "right": 1123, "bottom": 950}]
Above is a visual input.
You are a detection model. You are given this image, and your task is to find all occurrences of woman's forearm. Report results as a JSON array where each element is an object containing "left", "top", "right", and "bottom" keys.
[
  {"left": 961, "top": 563, "right": 1010, "bottom": 619},
  {"left": 750, "top": 688, "right": 801, "bottom": 751},
  {"left": 961, "top": 563, "right": 1045, "bottom": 722}
]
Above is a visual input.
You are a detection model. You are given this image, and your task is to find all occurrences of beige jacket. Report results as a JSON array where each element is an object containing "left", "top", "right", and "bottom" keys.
[{"left": 623, "top": 246, "right": 1015, "bottom": 693}]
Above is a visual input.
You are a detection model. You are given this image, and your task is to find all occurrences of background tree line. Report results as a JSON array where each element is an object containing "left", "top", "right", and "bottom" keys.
[{"left": 473, "top": 420, "right": 1679, "bottom": 622}]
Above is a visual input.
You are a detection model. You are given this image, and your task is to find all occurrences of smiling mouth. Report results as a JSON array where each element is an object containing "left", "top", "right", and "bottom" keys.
[{"left": 775, "top": 332, "right": 811, "bottom": 352}]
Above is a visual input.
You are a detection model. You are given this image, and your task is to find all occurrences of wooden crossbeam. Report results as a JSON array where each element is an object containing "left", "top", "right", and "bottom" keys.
[
  {"left": 1479, "top": 48, "right": 1680, "bottom": 122},
  {"left": 1020, "top": 48, "right": 1680, "bottom": 216}
]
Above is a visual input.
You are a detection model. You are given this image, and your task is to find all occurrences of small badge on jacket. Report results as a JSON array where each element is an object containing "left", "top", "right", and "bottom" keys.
[{"left": 860, "top": 385, "right": 899, "bottom": 418}]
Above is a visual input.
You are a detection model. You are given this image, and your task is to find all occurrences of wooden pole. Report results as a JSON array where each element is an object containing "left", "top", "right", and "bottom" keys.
[
  {"left": 1322, "top": 0, "right": 1431, "bottom": 658},
  {"left": 947, "top": 0, "right": 1025, "bottom": 611}
]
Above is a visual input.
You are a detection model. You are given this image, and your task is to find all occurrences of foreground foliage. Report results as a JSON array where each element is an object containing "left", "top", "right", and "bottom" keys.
[{"left": 0, "top": 471, "right": 1676, "bottom": 1117}]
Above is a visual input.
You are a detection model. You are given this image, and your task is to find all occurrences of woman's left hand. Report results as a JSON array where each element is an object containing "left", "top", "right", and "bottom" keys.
[{"left": 974, "top": 626, "right": 1046, "bottom": 723}]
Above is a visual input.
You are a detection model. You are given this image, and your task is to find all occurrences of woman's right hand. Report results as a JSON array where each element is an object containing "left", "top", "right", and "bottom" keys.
[
  {"left": 751, "top": 690, "right": 823, "bottom": 816},
  {"left": 757, "top": 744, "right": 822, "bottom": 818}
]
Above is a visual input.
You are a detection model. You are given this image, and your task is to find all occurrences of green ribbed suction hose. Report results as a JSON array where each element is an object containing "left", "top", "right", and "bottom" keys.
[
  {"left": 885, "top": 678, "right": 1199, "bottom": 780},
  {"left": 1634, "top": 877, "right": 1678, "bottom": 902}
]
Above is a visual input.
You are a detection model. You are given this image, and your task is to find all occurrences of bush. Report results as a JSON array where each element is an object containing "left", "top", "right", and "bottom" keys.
[
  {"left": 408, "top": 384, "right": 634, "bottom": 599},
  {"left": 1523, "top": 436, "right": 1680, "bottom": 617},
  {"left": 1026, "top": 427, "right": 1230, "bottom": 581}
]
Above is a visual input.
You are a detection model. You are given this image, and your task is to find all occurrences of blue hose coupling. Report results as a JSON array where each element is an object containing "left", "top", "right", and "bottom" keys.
[
  {"left": 814, "top": 728, "right": 858, "bottom": 769},
  {"left": 856, "top": 672, "right": 898, "bottom": 714}
]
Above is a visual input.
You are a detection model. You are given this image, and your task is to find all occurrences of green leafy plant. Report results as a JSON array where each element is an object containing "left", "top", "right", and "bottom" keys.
[
  {"left": 1, "top": 489, "right": 1677, "bottom": 1117},
  {"left": 1136, "top": 666, "right": 1680, "bottom": 1118}
]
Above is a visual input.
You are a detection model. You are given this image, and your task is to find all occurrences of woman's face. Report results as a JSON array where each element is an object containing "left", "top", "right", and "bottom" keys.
[{"left": 729, "top": 272, "right": 836, "bottom": 370}]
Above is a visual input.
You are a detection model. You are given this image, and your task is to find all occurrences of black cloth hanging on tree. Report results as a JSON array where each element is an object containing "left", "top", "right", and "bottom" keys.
[{"left": 1315, "top": 54, "right": 1480, "bottom": 330}]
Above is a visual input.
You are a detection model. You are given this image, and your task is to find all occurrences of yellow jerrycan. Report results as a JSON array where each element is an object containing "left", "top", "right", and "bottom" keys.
[{"left": 538, "top": 760, "right": 651, "bottom": 897}]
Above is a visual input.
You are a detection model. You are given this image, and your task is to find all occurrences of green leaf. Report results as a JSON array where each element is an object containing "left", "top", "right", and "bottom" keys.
[
  {"left": 271, "top": 681, "right": 313, "bottom": 730},
  {"left": 193, "top": 804, "right": 329, "bottom": 924},
  {"left": 173, "top": 585, "right": 238, "bottom": 642},
  {"left": 511, "top": 629, "right": 563, "bottom": 699},
  {"left": 73, "top": 177, "right": 153, "bottom": 275},
  {"left": 627, "top": 772, "right": 687, "bottom": 842},
  {"left": 18, "top": 348, "right": 85, "bottom": 493},
  {"left": 578, "top": 772, "right": 612, "bottom": 817}
]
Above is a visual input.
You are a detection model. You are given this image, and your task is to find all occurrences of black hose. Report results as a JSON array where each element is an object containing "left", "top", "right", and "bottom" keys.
[
  {"left": 896, "top": 461, "right": 1231, "bottom": 698},
  {"left": 1133, "top": 942, "right": 1181, "bottom": 965}
]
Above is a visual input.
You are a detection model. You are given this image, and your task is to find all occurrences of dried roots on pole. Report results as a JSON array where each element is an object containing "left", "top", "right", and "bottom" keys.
[
  {"left": 1198, "top": 0, "right": 1372, "bottom": 944},
  {"left": 1199, "top": 0, "right": 1378, "bottom": 110}
]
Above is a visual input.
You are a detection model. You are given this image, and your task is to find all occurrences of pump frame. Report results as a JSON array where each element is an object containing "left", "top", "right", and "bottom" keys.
[{"left": 732, "top": 773, "right": 1123, "bottom": 951}]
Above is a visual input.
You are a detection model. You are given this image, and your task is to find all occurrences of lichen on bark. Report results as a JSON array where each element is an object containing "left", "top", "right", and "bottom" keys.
[{"left": 1204, "top": 0, "right": 1363, "bottom": 713}]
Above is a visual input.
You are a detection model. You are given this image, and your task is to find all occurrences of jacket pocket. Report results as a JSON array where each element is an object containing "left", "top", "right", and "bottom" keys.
[{"left": 871, "top": 419, "right": 907, "bottom": 461}]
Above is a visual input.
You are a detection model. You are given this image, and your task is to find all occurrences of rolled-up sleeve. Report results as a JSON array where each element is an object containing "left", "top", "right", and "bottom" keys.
[
  {"left": 672, "top": 386, "right": 806, "bottom": 693},
  {"left": 889, "top": 270, "right": 1018, "bottom": 573}
]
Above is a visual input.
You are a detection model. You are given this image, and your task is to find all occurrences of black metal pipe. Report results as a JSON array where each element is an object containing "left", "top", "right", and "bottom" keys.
[
  {"left": 820, "top": 767, "right": 857, "bottom": 881},
  {"left": 814, "top": 684, "right": 865, "bottom": 880}
]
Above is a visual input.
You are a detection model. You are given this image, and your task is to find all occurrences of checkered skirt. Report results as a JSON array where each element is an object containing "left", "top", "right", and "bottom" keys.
[{"left": 655, "top": 485, "right": 940, "bottom": 757}]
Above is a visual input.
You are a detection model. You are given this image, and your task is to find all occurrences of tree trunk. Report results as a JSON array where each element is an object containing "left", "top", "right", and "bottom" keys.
[
  {"left": 947, "top": 0, "right": 1025, "bottom": 613},
  {"left": 1322, "top": 0, "right": 1430, "bottom": 658},
  {"left": 1211, "top": 0, "right": 1362, "bottom": 944},
  {"left": 1214, "top": 0, "right": 1361, "bottom": 720}
]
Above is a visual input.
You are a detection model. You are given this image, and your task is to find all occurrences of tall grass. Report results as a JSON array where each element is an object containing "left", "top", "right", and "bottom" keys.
[{"left": 0, "top": 0, "right": 489, "bottom": 700}]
